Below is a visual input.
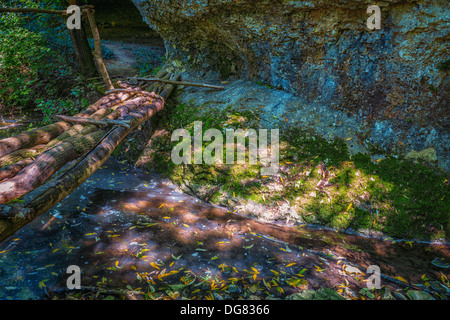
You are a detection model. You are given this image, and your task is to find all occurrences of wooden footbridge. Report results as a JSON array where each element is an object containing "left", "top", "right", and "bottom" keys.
[{"left": 0, "top": 5, "right": 224, "bottom": 242}]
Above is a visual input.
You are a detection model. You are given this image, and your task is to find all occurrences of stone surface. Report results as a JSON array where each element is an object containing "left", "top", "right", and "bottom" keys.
[
  {"left": 132, "top": 0, "right": 449, "bottom": 170},
  {"left": 405, "top": 290, "right": 435, "bottom": 300}
]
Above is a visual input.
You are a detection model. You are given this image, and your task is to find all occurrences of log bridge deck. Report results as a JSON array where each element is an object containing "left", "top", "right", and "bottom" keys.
[{"left": 0, "top": 71, "right": 181, "bottom": 242}]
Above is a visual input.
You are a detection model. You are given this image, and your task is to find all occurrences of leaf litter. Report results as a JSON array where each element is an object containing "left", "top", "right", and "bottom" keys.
[{"left": 0, "top": 159, "right": 447, "bottom": 300}]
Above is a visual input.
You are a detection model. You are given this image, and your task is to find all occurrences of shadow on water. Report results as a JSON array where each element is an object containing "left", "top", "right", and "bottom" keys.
[{"left": 0, "top": 159, "right": 448, "bottom": 300}]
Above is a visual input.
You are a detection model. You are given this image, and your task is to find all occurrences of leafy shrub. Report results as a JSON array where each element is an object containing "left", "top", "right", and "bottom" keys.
[{"left": 0, "top": 0, "right": 90, "bottom": 119}]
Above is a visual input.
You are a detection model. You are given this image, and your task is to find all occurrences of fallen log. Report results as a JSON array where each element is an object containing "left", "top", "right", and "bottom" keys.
[
  {"left": 0, "top": 130, "right": 108, "bottom": 204},
  {"left": 0, "top": 96, "right": 126, "bottom": 159},
  {"left": 0, "top": 122, "right": 71, "bottom": 159},
  {"left": 0, "top": 159, "right": 34, "bottom": 183}
]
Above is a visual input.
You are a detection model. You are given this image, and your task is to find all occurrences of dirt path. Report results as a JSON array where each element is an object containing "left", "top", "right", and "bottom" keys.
[{"left": 101, "top": 40, "right": 165, "bottom": 77}]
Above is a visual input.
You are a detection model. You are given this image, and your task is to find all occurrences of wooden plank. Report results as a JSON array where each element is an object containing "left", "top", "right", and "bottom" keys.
[{"left": 134, "top": 77, "right": 225, "bottom": 90}]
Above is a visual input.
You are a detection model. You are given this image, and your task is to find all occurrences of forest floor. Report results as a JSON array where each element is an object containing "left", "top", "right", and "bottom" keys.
[{"left": 0, "top": 32, "right": 448, "bottom": 301}]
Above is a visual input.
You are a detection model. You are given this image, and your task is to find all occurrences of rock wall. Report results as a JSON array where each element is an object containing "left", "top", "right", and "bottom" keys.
[{"left": 131, "top": 0, "right": 449, "bottom": 170}]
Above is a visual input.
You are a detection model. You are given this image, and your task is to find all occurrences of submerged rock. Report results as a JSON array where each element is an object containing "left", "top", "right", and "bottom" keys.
[{"left": 405, "top": 290, "right": 435, "bottom": 300}]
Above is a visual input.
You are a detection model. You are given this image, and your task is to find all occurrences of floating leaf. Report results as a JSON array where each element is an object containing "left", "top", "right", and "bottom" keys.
[
  {"left": 315, "top": 266, "right": 324, "bottom": 273},
  {"left": 286, "top": 263, "right": 296, "bottom": 267},
  {"left": 251, "top": 267, "right": 260, "bottom": 274},
  {"left": 150, "top": 262, "right": 160, "bottom": 270},
  {"left": 395, "top": 276, "right": 408, "bottom": 283}
]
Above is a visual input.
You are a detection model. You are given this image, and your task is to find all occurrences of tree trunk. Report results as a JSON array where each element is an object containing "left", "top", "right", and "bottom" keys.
[{"left": 69, "top": 20, "right": 99, "bottom": 78}]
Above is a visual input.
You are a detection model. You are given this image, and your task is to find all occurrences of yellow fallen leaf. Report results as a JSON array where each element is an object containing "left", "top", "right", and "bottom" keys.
[
  {"left": 150, "top": 262, "right": 160, "bottom": 270},
  {"left": 159, "top": 203, "right": 165, "bottom": 209},
  {"left": 395, "top": 276, "right": 408, "bottom": 283},
  {"left": 315, "top": 266, "right": 324, "bottom": 272},
  {"left": 346, "top": 203, "right": 353, "bottom": 211},
  {"left": 85, "top": 233, "right": 96, "bottom": 236},
  {"left": 270, "top": 270, "right": 279, "bottom": 275},
  {"left": 286, "top": 263, "right": 296, "bottom": 267},
  {"left": 115, "top": 260, "right": 120, "bottom": 268},
  {"left": 163, "top": 216, "right": 170, "bottom": 219}
]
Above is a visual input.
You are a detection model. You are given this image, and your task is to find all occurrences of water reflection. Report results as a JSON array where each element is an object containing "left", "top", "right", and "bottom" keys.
[{"left": 0, "top": 159, "right": 448, "bottom": 300}]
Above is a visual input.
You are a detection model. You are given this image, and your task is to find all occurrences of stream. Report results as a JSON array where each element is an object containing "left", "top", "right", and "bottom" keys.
[{"left": 0, "top": 158, "right": 448, "bottom": 300}]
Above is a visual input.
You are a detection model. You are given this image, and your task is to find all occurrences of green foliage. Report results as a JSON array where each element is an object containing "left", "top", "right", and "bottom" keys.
[{"left": 0, "top": 0, "right": 90, "bottom": 118}]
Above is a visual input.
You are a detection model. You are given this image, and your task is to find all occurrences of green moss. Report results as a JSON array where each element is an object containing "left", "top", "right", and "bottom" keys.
[{"left": 143, "top": 100, "right": 449, "bottom": 241}]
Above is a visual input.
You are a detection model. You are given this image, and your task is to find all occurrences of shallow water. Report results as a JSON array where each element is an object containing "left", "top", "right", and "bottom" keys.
[{"left": 0, "top": 159, "right": 448, "bottom": 300}]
